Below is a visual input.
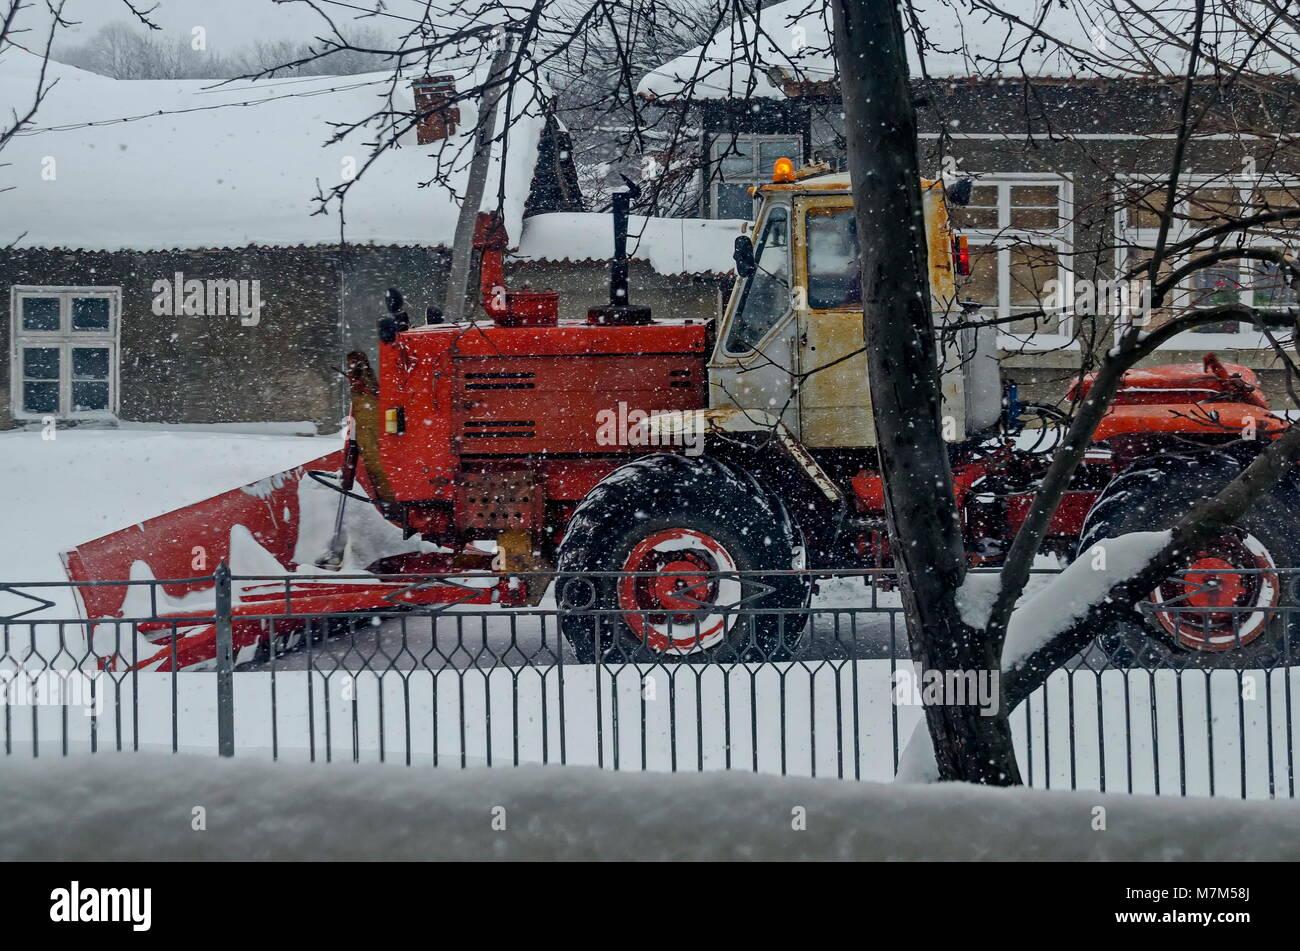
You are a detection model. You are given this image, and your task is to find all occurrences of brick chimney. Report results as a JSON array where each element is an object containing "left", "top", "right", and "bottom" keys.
[{"left": 412, "top": 75, "right": 460, "bottom": 144}]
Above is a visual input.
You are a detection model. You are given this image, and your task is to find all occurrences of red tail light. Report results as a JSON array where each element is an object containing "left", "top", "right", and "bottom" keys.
[{"left": 953, "top": 235, "right": 971, "bottom": 276}]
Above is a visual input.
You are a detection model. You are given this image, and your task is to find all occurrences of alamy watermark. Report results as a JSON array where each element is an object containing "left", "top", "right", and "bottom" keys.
[
  {"left": 892, "top": 665, "right": 1001, "bottom": 717},
  {"left": 1042, "top": 275, "right": 1154, "bottom": 323},
  {"left": 595, "top": 402, "right": 705, "bottom": 456},
  {"left": 0, "top": 670, "right": 104, "bottom": 717},
  {"left": 151, "top": 271, "right": 263, "bottom": 326},
  {"left": 50, "top": 882, "right": 151, "bottom": 931}
]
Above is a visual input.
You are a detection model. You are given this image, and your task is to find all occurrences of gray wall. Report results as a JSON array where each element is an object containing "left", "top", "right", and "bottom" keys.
[{"left": 1, "top": 246, "right": 342, "bottom": 430}]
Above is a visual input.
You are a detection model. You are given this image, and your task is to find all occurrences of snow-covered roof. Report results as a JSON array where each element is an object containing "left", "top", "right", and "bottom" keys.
[
  {"left": 637, "top": 0, "right": 830, "bottom": 101},
  {"left": 637, "top": 0, "right": 1298, "bottom": 102},
  {"left": 0, "top": 48, "right": 548, "bottom": 251},
  {"left": 514, "top": 212, "right": 747, "bottom": 275}
]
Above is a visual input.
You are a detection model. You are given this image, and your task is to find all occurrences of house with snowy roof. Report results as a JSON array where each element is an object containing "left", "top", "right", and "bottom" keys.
[
  {"left": 0, "top": 48, "right": 738, "bottom": 430},
  {"left": 636, "top": 0, "right": 1300, "bottom": 401}
]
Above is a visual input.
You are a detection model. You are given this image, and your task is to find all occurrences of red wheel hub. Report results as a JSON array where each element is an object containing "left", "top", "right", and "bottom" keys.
[
  {"left": 1152, "top": 533, "right": 1279, "bottom": 652},
  {"left": 1182, "top": 557, "right": 1245, "bottom": 609},
  {"left": 617, "top": 529, "right": 740, "bottom": 654},
  {"left": 648, "top": 560, "right": 710, "bottom": 612}
]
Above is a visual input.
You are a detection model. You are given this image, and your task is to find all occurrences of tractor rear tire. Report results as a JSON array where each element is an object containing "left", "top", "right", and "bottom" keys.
[
  {"left": 1077, "top": 450, "right": 1300, "bottom": 669},
  {"left": 555, "top": 453, "right": 810, "bottom": 663}
]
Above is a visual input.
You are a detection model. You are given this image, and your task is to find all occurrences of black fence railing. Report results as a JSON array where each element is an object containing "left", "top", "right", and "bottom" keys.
[{"left": 1, "top": 566, "right": 1296, "bottom": 798}]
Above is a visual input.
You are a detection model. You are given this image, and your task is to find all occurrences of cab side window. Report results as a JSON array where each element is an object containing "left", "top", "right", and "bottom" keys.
[
  {"left": 807, "top": 207, "right": 862, "bottom": 310},
  {"left": 725, "top": 207, "right": 790, "bottom": 353}
]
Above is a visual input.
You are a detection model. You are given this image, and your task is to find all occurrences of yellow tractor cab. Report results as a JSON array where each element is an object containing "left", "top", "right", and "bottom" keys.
[{"left": 711, "top": 161, "right": 1001, "bottom": 449}]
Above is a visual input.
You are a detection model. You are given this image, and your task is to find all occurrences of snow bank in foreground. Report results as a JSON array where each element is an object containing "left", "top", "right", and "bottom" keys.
[{"left": 2, "top": 755, "right": 1296, "bottom": 861}]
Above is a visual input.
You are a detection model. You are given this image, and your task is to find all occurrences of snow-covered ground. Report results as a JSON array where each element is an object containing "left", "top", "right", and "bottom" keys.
[
  {"left": 2, "top": 427, "right": 1295, "bottom": 798},
  {"left": 0, "top": 427, "right": 342, "bottom": 613},
  {"left": 0, "top": 426, "right": 904, "bottom": 663},
  {"left": 2, "top": 753, "right": 1297, "bottom": 860}
]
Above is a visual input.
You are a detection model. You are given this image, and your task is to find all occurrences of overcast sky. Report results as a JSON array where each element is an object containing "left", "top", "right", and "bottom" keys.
[{"left": 37, "top": 0, "right": 407, "bottom": 48}]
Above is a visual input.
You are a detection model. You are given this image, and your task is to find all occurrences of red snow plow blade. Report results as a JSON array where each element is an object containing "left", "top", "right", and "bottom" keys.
[
  {"left": 60, "top": 451, "right": 512, "bottom": 672},
  {"left": 63, "top": 452, "right": 344, "bottom": 610}
]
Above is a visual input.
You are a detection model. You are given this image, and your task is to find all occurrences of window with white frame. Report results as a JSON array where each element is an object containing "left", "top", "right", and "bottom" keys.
[
  {"left": 1115, "top": 175, "right": 1300, "bottom": 348},
  {"left": 710, "top": 133, "right": 802, "bottom": 219},
  {"left": 10, "top": 286, "right": 120, "bottom": 418},
  {"left": 950, "top": 175, "right": 1074, "bottom": 348}
]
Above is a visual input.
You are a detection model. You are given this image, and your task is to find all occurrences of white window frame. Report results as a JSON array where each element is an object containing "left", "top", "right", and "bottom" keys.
[
  {"left": 1114, "top": 173, "right": 1299, "bottom": 350},
  {"left": 10, "top": 285, "right": 121, "bottom": 420},
  {"left": 710, "top": 133, "right": 803, "bottom": 220},
  {"left": 956, "top": 173, "right": 1076, "bottom": 351}
]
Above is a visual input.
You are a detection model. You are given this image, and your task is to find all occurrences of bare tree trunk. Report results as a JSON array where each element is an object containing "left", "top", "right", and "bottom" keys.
[{"left": 831, "top": 0, "right": 1020, "bottom": 784}]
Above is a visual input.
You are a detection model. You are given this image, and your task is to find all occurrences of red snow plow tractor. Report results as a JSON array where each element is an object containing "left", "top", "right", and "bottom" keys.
[{"left": 64, "top": 164, "right": 1299, "bottom": 670}]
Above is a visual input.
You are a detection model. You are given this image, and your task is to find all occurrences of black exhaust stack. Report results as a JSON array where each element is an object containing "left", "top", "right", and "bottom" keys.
[{"left": 588, "top": 175, "right": 652, "bottom": 325}]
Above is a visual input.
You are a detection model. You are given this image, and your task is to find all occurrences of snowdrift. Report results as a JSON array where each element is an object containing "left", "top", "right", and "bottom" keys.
[{"left": 2, "top": 755, "right": 1297, "bottom": 861}]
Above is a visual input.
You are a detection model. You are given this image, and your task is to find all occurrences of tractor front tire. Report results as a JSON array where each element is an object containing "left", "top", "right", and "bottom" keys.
[
  {"left": 1078, "top": 450, "right": 1300, "bottom": 669},
  {"left": 555, "top": 454, "right": 810, "bottom": 663}
]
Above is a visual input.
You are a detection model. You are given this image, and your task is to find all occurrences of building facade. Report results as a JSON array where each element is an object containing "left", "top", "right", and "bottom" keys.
[
  {"left": 0, "top": 52, "right": 733, "bottom": 431},
  {"left": 638, "top": 2, "right": 1300, "bottom": 403},
  {"left": 1, "top": 235, "right": 733, "bottom": 431}
]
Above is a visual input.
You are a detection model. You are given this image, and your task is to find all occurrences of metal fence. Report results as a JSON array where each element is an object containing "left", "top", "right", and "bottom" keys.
[{"left": 1, "top": 566, "right": 1296, "bottom": 799}]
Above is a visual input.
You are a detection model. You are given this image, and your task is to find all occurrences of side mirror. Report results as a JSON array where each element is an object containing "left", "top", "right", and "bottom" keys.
[
  {"left": 733, "top": 235, "right": 756, "bottom": 278},
  {"left": 945, "top": 177, "right": 974, "bottom": 207}
]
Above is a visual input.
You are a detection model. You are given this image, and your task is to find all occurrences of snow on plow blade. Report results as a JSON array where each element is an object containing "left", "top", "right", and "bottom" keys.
[{"left": 60, "top": 452, "right": 503, "bottom": 672}]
